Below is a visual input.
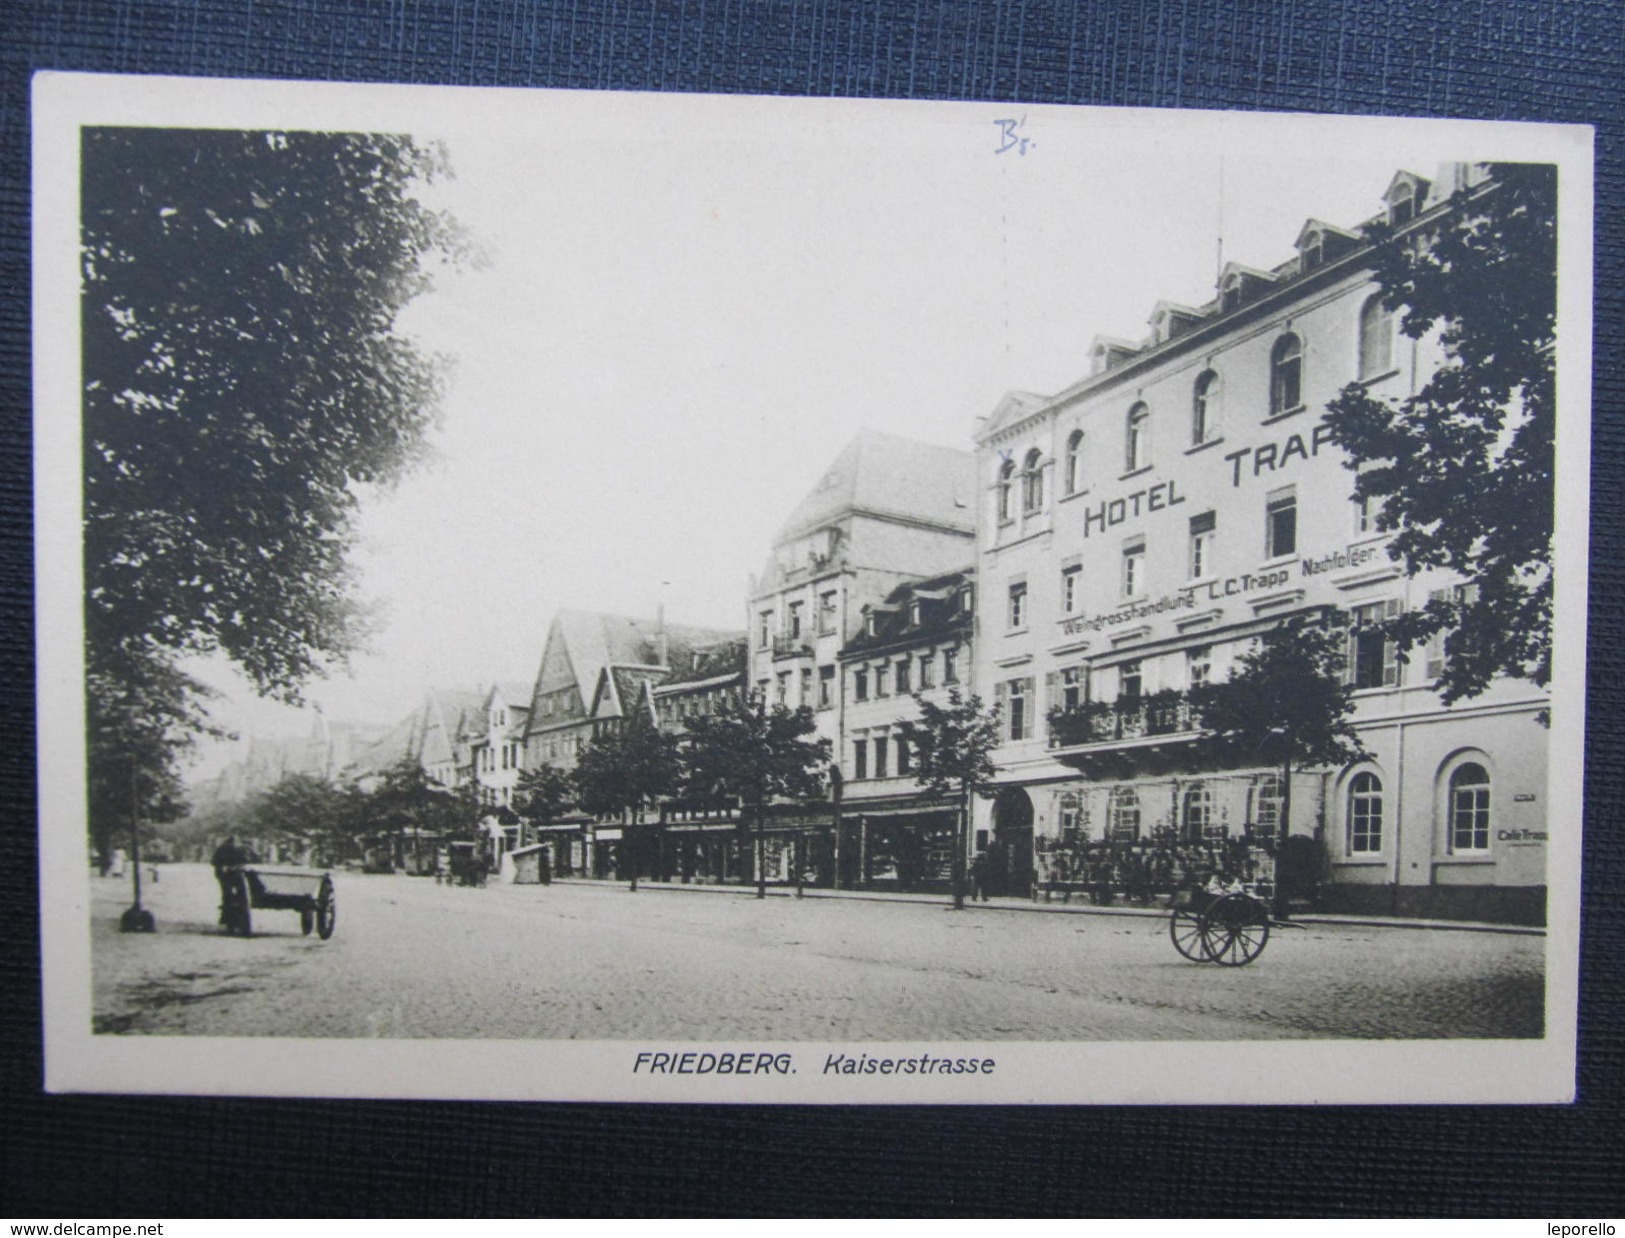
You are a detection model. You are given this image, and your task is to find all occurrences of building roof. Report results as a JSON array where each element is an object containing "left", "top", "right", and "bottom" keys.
[
  {"left": 773, "top": 429, "right": 976, "bottom": 544},
  {"left": 414, "top": 687, "right": 487, "bottom": 767},
  {"left": 348, "top": 710, "right": 423, "bottom": 778},
  {"left": 978, "top": 164, "right": 1489, "bottom": 445},
  {"left": 658, "top": 636, "right": 749, "bottom": 688},
  {"left": 529, "top": 610, "right": 743, "bottom": 726},
  {"left": 841, "top": 567, "right": 976, "bottom": 657}
]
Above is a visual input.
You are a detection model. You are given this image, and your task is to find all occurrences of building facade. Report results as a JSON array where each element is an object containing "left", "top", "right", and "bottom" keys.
[
  {"left": 837, "top": 568, "right": 976, "bottom": 891},
  {"left": 745, "top": 430, "right": 978, "bottom": 883},
  {"left": 520, "top": 609, "right": 742, "bottom": 878},
  {"left": 970, "top": 164, "right": 1549, "bottom": 923}
]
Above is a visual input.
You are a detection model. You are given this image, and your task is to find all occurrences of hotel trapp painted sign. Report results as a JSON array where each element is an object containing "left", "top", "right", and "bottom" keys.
[{"left": 1076, "top": 417, "right": 1342, "bottom": 541}]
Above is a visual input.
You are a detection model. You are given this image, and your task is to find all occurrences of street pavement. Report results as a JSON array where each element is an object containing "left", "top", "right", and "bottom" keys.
[{"left": 90, "top": 863, "right": 1545, "bottom": 1040}]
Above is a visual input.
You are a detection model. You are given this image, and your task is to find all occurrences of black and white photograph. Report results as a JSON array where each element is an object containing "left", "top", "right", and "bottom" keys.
[{"left": 33, "top": 74, "right": 1591, "bottom": 1103}]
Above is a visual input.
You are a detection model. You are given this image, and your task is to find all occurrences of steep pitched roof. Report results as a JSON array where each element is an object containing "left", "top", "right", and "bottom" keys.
[
  {"left": 773, "top": 430, "right": 977, "bottom": 543},
  {"left": 592, "top": 664, "right": 667, "bottom": 724},
  {"left": 348, "top": 710, "right": 424, "bottom": 778},
  {"left": 528, "top": 610, "right": 743, "bottom": 730},
  {"left": 658, "top": 636, "right": 749, "bottom": 688},
  {"left": 415, "top": 687, "right": 487, "bottom": 768}
]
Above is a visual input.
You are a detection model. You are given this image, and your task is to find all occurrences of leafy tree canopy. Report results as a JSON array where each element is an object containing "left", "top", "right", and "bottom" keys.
[
  {"left": 372, "top": 756, "right": 475, "bottom": 836},
  {"left": 1191, "top": 612, "right": 1365, "bottom": 773},
  {"left": 681, "top": 696, "right": 831, "bottom": 819},
  {"left": 893, "top": 687, "right": 1002, "bottom": 803},
  {"left": 514, "top": 762, "right": 575, "bottom": 825},
  {"left": 1323, "top": 163, "right": 1556, "bottom": 702},
  {"left": 81, "top": 127, "right": 468, "bottom": 837},
  {"left": 573, "top": 722, "right": 684, "bottom": 823}
]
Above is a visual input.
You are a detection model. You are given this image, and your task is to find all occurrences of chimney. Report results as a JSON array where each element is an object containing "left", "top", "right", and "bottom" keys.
[{"left": 656, "top": 602, "right": 668, "bottom": 667}]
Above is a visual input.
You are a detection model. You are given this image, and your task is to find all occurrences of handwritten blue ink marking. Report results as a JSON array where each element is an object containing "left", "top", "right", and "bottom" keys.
[{"left": 994, "top": 117, "right": 1033, "bottom": 156}]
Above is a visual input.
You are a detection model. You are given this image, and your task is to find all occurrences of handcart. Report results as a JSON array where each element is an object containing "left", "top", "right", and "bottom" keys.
[
  {"left": 220, "top": 866, "right": 336, "bottom": 939},
  {"left": 1168, "top": 882, "right": 1273, "bottom": 966}
]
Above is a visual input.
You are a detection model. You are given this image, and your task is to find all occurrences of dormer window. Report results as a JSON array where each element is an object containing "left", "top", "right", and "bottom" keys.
[
  {"left": 1221, "top": 275, "right": 1243, "bottom": 313},
  {"left": 1091, "top": 337, "right": 1140, "bottom": 374},
  {"left": 1385, "top": 172, "right": 1430, "bottom": 227},
  {"left": 863, "top": 607, "right": 877, "bottom": 639},
  {"left": 1301, "top": 231, "right": 1324, "bottom": 272},
  {"left": 909, "top": 599, "right": 923, "bottom": 627}
]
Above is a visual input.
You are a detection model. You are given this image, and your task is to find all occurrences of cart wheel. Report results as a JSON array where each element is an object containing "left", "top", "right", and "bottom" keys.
[
  {"left": 316, "top": 877, "right": 337, "bottom": 940},
  {"left": 1201, "top": 892, "right": 1270, "bottom": 966},
  {"left": 300, "top": 908, "right": 314, "bottom": 936},
  {"left": 1169, "top": 905, "right": 1209, "bottom": 962}
]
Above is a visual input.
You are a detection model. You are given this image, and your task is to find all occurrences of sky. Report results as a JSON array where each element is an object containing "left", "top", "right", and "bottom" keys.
[{"left": 178, "top": 90, "right": 1486, "bottom": 782}]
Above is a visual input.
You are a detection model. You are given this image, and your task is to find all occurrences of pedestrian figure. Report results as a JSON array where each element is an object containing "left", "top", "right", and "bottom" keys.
[
  {"left": 211, "top": 834, "right": 250, "bottom": 926},
  {"left": 970, "top": 849, "right": 991, "bottom": 902},
  {"left": 1033, "top": 846, "right": 1053, "bottom": 903}
]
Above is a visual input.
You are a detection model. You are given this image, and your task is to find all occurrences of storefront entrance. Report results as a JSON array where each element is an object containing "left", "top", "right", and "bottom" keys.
[{"left": 991, "top": 788, "right": 1035, "bottom": 898}]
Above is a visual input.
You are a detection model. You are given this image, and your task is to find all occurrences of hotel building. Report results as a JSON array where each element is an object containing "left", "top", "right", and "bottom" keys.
[{"left": 970, "top": 165, "right": 1549, "bottom": 924}]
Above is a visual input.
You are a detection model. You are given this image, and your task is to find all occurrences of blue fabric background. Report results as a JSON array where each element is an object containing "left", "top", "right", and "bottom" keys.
[{"left": 3, "top": 0, "right": 1619, "bottom": 1218}]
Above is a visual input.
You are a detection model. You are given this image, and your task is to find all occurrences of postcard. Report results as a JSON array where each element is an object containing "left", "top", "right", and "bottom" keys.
[{"left": 34, "top": 72, "right": 1592, "bottom": 1102}]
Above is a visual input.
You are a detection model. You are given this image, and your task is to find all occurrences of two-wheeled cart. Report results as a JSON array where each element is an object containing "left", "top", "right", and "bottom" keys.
[
  {"left": 220, "top": 866, "right": 336, "bottom": 939},
  {"left": 1168, "top": 883, "right": 1274, "bottom": 966}
]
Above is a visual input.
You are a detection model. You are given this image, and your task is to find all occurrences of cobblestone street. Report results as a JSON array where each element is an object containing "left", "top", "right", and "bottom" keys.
[{"left": 91, "top": 864, "right": 1545, "bottom": 1040}]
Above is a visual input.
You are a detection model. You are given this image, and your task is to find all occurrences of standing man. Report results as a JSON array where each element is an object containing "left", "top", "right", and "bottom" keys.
[{"left": 211, "top": 834, "right": 249, "bottom": 926}]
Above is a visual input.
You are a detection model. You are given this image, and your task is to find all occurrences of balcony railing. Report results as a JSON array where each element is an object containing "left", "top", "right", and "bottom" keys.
[
  {"left": 1048, "top": 689, "right": 1198, "bottom": 749},
  {"left": 772, "top": 633, "right": 813, "bottom": 658}
]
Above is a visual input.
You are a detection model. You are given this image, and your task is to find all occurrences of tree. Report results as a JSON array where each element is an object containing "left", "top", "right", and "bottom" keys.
[
  {"left": 85, "top": 654, "right": 215, "bottom": 868},
  {"left": 1323, "top": 164, "right": 1556, "bottom": 704},
  {"left": 244, "top": 771, "right": 349, "bottom": 863},
  {"left": 81, "top": 127, "right": 468, "bottom": 851},
  {"left": 682, "top": 695, "right": 831, "bottom": 899},
  {"left": 371, "top": 756, "right": 470, "bottom": 871},
  {"left": 513, "top": 762, "right": 575, "bottom": 847},
  {"left": 573, "top": 722, "right": 683, "bottom": 890},
  {"left": 893, "top": 687, "right": 1003, "bottom": 910},
  {"left": 1190, "top": 612, "right": 1365, "bottom": 912}
]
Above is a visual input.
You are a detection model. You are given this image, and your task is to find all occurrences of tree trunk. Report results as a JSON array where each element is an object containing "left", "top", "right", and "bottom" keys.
[
  {"left": 952, "top": 782, "right": 969, "bottom": 910},
  {"left": 1276, "top": 757, "right": 1293, "bottom": 918}
]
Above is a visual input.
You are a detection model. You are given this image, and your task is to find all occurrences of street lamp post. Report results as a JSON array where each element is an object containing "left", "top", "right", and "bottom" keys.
[{"left": 119, "top": 754, "right": 156, "bottom": 933}]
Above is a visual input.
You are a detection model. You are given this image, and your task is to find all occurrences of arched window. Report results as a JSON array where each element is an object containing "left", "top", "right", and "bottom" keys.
[
  {"left": 1125, "top": 403, "right": 1150, "bottom": 472},
  {"left": 1270, "top": 334, "right": 1303, "bottom": 415},
  {"left": 996, "top": 458, "right": 1015, "bottom": 523},
  {"left": 1359, "top": 293, "right": 1394, "bottom": 379},
  {"left": 1449, "top": 762, "right": 1491, "bottom": 852},
  {"left": 1250, "top": 775, "right": 1283, "bottom": 838},
  {"left": 1022, "top": 447, "right": 1044, "bottom": 513},
  {"left": 1192, "top": 370, "right": 1219, "bottom": 445},
  {"left": 1182, "top": 783, "right": 1218, "bottom": 842},
  {"left": 1108, "top": 787, "right": 1141, "bottom": 841},
  {"left": 1348, "top": 771, "right": 1383, "bottom": 853},
  {"left": 1064, "top": 430, "right": 1084, "bottom": 495}
]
